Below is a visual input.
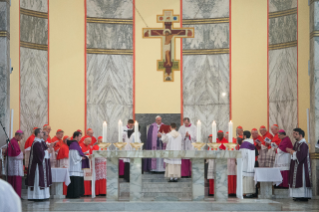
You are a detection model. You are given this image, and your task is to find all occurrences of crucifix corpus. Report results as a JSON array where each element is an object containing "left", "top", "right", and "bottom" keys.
[{"left": 143, "top": 10, "right": 194, "bottom": 82}]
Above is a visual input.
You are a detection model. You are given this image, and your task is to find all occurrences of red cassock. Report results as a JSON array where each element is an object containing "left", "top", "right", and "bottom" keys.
[
  {"left": 46, "top": 135, "right": 52, "bottom": 143},
  {"left": 79, "top": 135, "right": 97, "bottom": 146},
  {"left": 80, "top": 143, "right": 92, "bottom": 195},
  {"left": 57, "top": 143, "right": 69, "bottom": 195},
  {"left": 24, "top": 134, "right": 35, "bottom": 149},
  {"left": 51, "top": 136, "right": 63, "bottom": 152},
  {"left": 262, "top": 132, "right": 273, "bottom": 149},
  {"left": 272, "top": 134, "right": 281, "bottom": 146},
  {"left": 91, "top": 145, "right": 107, "bottom": 195},
  {"left": 217, "top": 138, "right": 236, "bottom": 195}
]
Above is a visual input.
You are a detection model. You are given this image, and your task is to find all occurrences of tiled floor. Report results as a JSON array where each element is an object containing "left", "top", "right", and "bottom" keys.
[{"left": 21, "top": 198, "right": 319, "bottom": 212}]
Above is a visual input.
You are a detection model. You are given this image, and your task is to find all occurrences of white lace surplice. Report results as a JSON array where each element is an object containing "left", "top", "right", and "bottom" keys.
[
  {"left": 95, "top": 157, "right": 107, "bottom": 181},
  {"left": 6, "top": 152, "right": 24, "bottom": 177},
  {"left": 274, "top": 148, "right": 291, "bottom": 171}
]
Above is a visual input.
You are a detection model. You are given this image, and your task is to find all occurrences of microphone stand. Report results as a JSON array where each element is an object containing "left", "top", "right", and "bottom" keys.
[{"left": 0, "top": 119, "right": 13, "bottom": 181}]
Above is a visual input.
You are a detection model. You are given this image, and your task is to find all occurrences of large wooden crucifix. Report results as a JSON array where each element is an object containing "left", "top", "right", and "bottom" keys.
[{"left": 143, "top": 10, "right": 194, "bottom": 82}]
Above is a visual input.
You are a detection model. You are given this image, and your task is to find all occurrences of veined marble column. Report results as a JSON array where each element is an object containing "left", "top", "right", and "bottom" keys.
[
  {"left": 0, "top": 0, "right": 10, "bottom": 147},
  {"left": 309, "top": 0, "right": 319, "bottom": 197},
  {"left": 214, "top": 159, "right": 228, "bottom": 201},
  {"left": 107, "top": 158, "right": 119, "bottom": 200},
  {"left": 192, "top": 158, "right": 205, "bottom": 201},
  {"left": 130, "top": 158, "right": 142, "bottom": 201}
]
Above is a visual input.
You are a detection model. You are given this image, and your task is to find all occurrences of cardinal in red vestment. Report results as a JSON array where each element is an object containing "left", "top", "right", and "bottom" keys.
[{"left": 80, "top": 137, "right": 93, "bottom": 196}]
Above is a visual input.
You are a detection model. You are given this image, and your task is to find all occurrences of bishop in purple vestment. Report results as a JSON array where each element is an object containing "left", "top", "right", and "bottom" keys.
[{"left": 143, "top": 116, "right": 165, "bottom": 172}]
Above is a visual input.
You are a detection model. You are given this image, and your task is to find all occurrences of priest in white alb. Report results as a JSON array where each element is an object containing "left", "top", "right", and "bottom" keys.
[
  {"left": 162, "top": 123, "right": 182, "bottom": 182},
  {"left": 178, "top": 117, "right": 196, "bottom": 177}
]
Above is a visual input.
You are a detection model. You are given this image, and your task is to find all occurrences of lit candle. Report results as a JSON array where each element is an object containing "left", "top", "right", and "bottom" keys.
[
  {"left": 212, "top": 121, "right": 217, "bottom": 143},
  {"left": 102, "top": 121, "right": 107, "bottom": 143},
  {"left": 229, "top": 120, "right": 233, "bottom": 146},
  {"left": 118, "top": 120, "right": 123, "bottom": 142},
  {"left": 134, "top": 121, "right": 139, "bottom": 143},
  {"left": 197, "top": 120, "right": 201, "bottom": 142}
]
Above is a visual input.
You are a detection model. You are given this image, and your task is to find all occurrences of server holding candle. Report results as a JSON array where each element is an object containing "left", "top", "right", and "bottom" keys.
[{"left": 178, "top": 117, "right": 197, "bottom": 178}]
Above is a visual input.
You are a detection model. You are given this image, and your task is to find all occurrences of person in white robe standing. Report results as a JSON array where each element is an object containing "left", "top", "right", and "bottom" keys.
[
  {"left": 178, "top": 117, "right": 196, "bottom": 177},
  {"left": 121, "top": 119, "right": 135, "bottom": 182},
  {"left": 240, "top": 131, "right": 256, "bottom": 198},
  {"left": 162, "top": 123, "right": 182, "bottom": 182}
]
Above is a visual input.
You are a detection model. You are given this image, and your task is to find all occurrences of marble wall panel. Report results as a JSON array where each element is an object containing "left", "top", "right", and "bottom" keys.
[
  {"left": 20, "top": 14, "right": 48, "bottom": 45},
  {"left": 315, "top": 2, "right": 319, "bottom": 31},
  {"left": 309, "top": 38, "right": 315, "bottom": 148},
  {"left": 269, "top": 47, "right": 297, "bottom": 102},
  {"left": 183, "top": 55, "right": 229, "bottom": 105},
  {"left": 182, "top": 0, "right": 229, "bottom": 19},
  {"left": 20, "top": 0, "right": 48, "bottom": 13},
  {"left": 86, "top": 54, "right": 133, "bottom": 144},
  {"left": 87, "top": 0, "right": 132, "bottom": 19},
  {"left": 0, "top": 38, "right": 9, "bottom": 147},
  {"left": 311, "top": 3, "right": 314, "bottom": 33},
  {"left": 214, "top": 158, "right": 228, "bottom": 200},
  {"left": 87, "top": 23, "right": 132, "bottom": 49},
  {"left": 182, "top": 23, "right": 229, "bottom": 50},
  {"left": 0, "top": 2, "right": 8, "bottom": 31},
  {"left": 183, "top": 54, "right": 229, "bottom": 140},
  {"left": 20, "top": 47, "right": 48, "bottom": 142},
  {"left": 269, "top": 0, "right": 297, "bottom": 13},
  {"left": 269, "top": 101, "right": 297, "bottom": 141},
  {"left": 269, "top": 14, "right": 297, "bottom": 45},
  {"left": 313, "top": 37, "right": 319, "bottom": 148},
  {"left": 134, "top": 114, "right": 181, "bottom": 143}
]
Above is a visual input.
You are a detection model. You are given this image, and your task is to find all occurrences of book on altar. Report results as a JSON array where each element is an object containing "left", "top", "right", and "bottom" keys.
[{"left": 159, "top": 125, "right": 171, "bottom": 134}]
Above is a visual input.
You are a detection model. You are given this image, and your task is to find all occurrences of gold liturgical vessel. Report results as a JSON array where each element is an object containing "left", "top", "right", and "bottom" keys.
[
  {"left": 98, "top": 142, "right": 112, "bottom": 150},
  {"left": 113, "top": 142, "right": 127, "bottom": 150},
  {"left": 130, "top": 143, "right": 144, "bottom": 150},
  {"left": 192, "top": 142, "right": 206, "bottom": 151},
  {"left": 206, "top": 143, "right": 221, "bottom": 150}
]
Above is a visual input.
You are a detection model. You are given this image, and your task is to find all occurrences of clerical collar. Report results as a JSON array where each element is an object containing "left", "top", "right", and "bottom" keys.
[{"left": 34, "top": 137, "right": 41, "bottom": 142}]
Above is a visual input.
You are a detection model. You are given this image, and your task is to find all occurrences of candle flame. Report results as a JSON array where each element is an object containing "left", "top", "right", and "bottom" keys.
[{"left": 118, "top": 120, "right": 122, "bottom": 124}]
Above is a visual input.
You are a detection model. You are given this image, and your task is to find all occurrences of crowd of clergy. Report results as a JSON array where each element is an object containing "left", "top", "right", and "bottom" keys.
[{"left": 1, "top": 116, "right": 312, "bottom": 202}]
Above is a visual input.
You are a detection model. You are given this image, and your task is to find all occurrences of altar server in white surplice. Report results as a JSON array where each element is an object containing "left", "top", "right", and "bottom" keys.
[
  {"left": 240, "top": 131, "right": 256, "bottom": 198},
  {"left": 121, "top": 119, "right": 135, "bottom": 182},
  {"left": 178, "top": 117, "right": 196, "bottom": 177},
  {"left": 162, "top": 123, "right": 182, "bottom": 182}
]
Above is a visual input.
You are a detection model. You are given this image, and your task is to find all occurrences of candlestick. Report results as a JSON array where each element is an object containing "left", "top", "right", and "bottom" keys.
[
  {"left": 229, "top": 120, "right": 233, "bottom": 146},
  {"left": 118, "top": 120, "right": 123, "bottom": 142},
  {"left": 102, "top": 121, "right": 107, "bottom": 143},
  {"left": 197, "top": 120, "right": 201, "bottom": 142},
  {"left": 212, "top": 121, "right": 217, "bottom": 143},
  {"left": 134, "top": 121, "right": 139, "bottom": 143}
]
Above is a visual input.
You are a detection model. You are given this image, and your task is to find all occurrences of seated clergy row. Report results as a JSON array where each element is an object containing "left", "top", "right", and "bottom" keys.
[{"left": 3, "top": 118, "right": 312, "bottom": 201}]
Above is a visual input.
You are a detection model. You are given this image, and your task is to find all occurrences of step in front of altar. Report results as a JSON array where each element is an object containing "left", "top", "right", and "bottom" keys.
[{"left": 53, "top": 198, "right": 282, "bottom": 211}]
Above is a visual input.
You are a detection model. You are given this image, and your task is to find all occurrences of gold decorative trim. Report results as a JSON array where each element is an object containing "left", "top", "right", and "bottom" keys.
[
  {"left": 269, "top": 8, "right": 297, "bottom": 19},
  {"left": 20, "top": 8, "right": 48, "bottom": 19},
  {"left": 269, "top": 41, "right": 297, "bottom": 50},
  {"left": 183, "top": 17, "right": 229, "bottom": 25},
  {"left": 20, "top": 41, "right": 47, "bottom": 51},
  {"left": 310, "top": 153, "right": 319, "bottom": 159},
  {"left": 0, "top": 31, "right": 10, "bottom": 40},
  {"left": 87, "top": 17, "right": 133, "bottom": 24},
  {"left": 87, "top": 48, "right": 133, "bottom": 55},
  {"left": 183, "top": 48, "right": 229, "bottom": 55},
  {"left": 310, "top": 31, "right": 319, "bottom": 39}
]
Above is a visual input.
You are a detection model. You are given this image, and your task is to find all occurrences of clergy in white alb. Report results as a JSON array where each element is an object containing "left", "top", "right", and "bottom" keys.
[
  {"left": 287, "top": 128, "right": 312, "bottom": 201},
  {"left": 0, "top": 179, "right": 22, "bottom": 212},
  {"left": 162, "top": 123, "right": 182, "bottom": 182},
  {"left": 178, "top": 117, "right": 196, "bottom": 177},
  {"left": 239, "top": 131, "right": 256, "bottom": 196},
  {"left": 121, "top": 119, "right": 135, "bottom": 182}
]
